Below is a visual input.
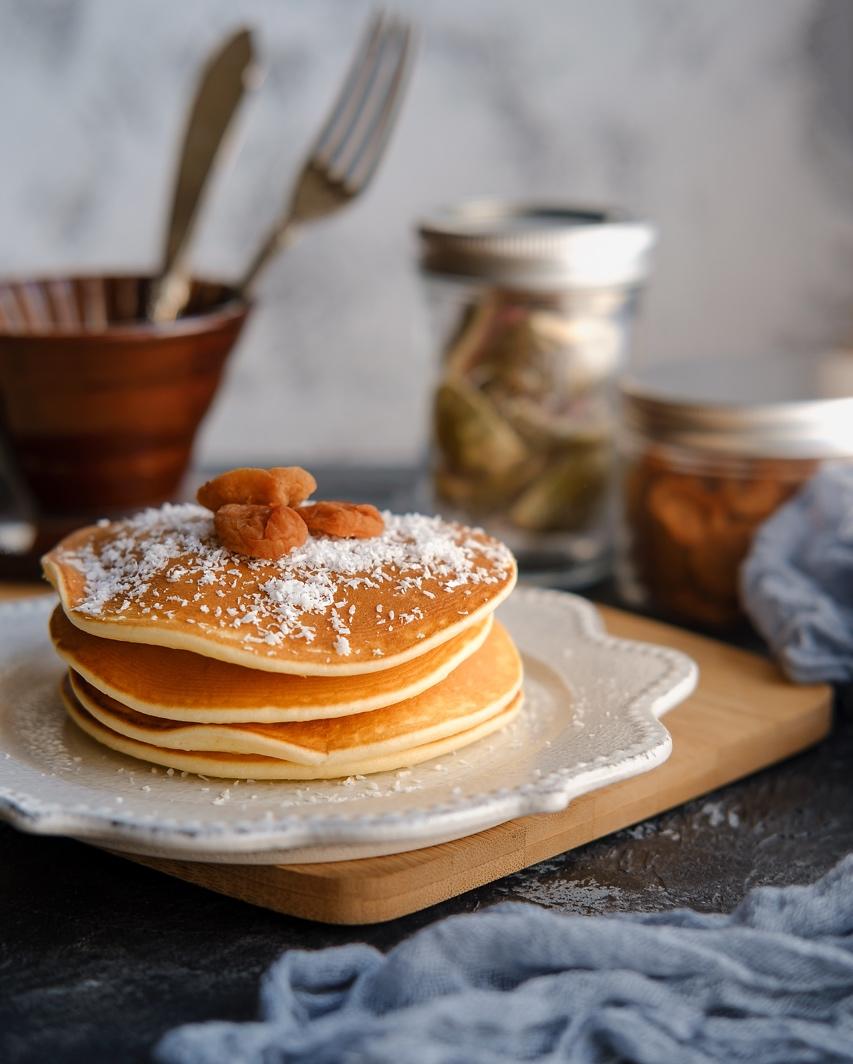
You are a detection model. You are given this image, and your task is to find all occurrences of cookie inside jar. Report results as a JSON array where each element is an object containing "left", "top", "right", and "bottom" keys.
[{"left": 618, "top": 353, "right": 853, "bottom": 627}]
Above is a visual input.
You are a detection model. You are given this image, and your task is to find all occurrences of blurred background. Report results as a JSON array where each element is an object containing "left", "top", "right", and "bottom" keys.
[{"left": 2, "top": 0, "right": 853, "bottom": 468}]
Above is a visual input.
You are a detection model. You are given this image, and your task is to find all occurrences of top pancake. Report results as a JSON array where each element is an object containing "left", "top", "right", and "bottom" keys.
[{"left": 42, "top": 504, "right": 516, "bottom": 675}]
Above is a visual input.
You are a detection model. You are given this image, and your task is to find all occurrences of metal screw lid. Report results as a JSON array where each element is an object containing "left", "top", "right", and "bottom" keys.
[
  {"left": 417, "top": 200, "right": 656, "bottom": 289},
  {"left": 620, "top": 352, "right": 853, "bottom": 459}
]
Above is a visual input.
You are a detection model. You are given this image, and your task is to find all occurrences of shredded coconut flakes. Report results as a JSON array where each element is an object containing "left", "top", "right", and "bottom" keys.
[{"left": 59, "top": 504, "right": 513, "bottom": 657}]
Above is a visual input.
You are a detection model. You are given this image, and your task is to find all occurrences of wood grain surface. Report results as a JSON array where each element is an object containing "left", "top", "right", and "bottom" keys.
[
  {"left": 4, "top": 584, "right": 830, "bottom": 924},
  {"left": 114, "top": 605, "right": 831, "bottom": 924}
]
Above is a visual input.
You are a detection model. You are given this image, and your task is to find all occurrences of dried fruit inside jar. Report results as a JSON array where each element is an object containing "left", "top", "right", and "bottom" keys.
[
  {"left": 621, "top": 448, "right": 819, "bottom": 626},
  {"left": 431, "top": 287, "right": 626, "bottom": 534}
]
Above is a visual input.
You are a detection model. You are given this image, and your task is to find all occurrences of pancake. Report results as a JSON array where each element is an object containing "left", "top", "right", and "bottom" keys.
[
  {"left": 43, "top": 505, "right": 517, "bottom": 676},
  {"left": 65, "top": 619, "right": 522, "bottom": 764},
  {"left": 61, "top": 678, "right": 523, "bottom": 779},
  {"left": 50, "top": 606, "right": 492, "bottom": 723}
]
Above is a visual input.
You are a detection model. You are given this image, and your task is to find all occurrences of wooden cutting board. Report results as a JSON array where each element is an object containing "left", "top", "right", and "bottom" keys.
[{"left": 110, "top": 605, "right": 831, "bottom": 925}]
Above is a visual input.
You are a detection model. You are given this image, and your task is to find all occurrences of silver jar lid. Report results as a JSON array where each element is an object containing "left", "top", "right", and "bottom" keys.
[
  {"left": 621, "top": 352, "right": 853, "bottom": 459},
  {"left": 417, "top": 200, "right": 655, "bottom": 289}
]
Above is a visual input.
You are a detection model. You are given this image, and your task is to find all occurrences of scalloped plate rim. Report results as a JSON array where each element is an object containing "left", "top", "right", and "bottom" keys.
[{"left": 0, "top": 590, "right": 698, "bottom": 860}]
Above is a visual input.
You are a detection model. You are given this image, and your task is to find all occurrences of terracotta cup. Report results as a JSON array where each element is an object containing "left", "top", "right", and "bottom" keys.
[{"left": 0, "top": 274, "right": 250, "bottom": 559}]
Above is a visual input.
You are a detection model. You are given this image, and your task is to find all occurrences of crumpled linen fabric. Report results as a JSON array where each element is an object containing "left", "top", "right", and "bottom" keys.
[
  {"left": 741, "top": 463, "right": 853, "bottom": 684},
  {"left": 155, "top": 855, "right": 853, "bottom": 1064}
]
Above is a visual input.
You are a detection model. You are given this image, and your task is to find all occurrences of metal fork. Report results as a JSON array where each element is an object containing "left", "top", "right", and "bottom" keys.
[{"left": 237, "top": 10, "right": 415, "bottom": 295}]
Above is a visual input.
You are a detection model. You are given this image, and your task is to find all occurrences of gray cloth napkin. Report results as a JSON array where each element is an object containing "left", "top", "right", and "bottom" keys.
[
  {"left": 155, "top": 855, "right": 853, "bottom": 1064},
  {"left": 741, "top": 463, "right": 853, "bottom": 684}
]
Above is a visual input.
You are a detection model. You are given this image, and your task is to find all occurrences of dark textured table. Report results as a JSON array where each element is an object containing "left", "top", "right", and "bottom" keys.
[{"left": 3, "top": 468, "right": 853, "bottom": 1064}]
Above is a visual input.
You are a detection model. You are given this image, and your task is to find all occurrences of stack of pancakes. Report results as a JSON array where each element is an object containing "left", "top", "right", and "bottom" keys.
[{"left": 43, "top": 504, "right": 520, "bottom": 779}]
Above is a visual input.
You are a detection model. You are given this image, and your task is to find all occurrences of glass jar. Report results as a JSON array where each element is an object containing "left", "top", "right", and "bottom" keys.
[
  {"left": 618, "top": 353, "right": 853, "bottom": 627},
  {"left": 418, "top": 202, "right": 655, "bottom": 586}
]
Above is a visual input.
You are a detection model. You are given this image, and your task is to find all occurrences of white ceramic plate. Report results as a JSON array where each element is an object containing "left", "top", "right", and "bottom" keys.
[{"left": 0, "top": 588, "right": 697, "bottom": 864}]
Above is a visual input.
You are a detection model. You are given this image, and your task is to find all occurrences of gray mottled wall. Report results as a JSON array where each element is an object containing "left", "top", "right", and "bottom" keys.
[{"left": 1, "top": 0, "right": 852, "bottom": 466}]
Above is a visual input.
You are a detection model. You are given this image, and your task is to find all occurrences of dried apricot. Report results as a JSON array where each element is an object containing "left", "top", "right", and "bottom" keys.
[
  {"left": 214, "top": 503, "right": 308, "bottom": 560},
  {"left": 269, "top": 466, "right": 317, "bottom": 506},
  {"left": 198, "top": 466, "right": 316, "bottom": 511},
  {"left": 300, "top": 501, "right": 385, "bottom": 539}
]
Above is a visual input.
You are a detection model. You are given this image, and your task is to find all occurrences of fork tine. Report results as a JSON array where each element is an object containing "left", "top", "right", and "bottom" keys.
[
  {"left": 311, "top": 10, "right": 388, "bottom": 164},
  {"left": 326, "top": 18, "right": 409, "bottom": 179},
  {"left": 339, "top": 21, "right": 414, "bottom": 192},
  {"left": 238, "top": 9, "right": 416, "bottom": 294}
]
